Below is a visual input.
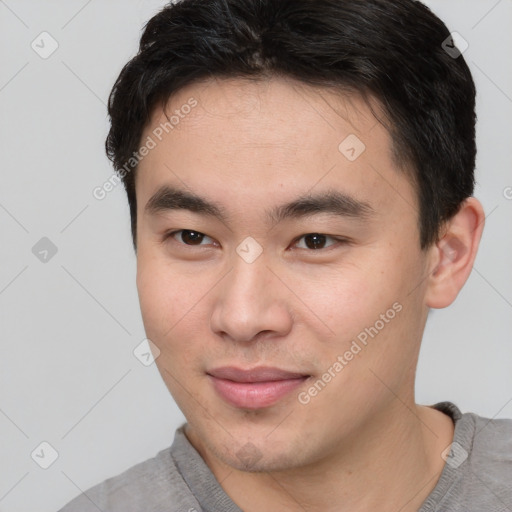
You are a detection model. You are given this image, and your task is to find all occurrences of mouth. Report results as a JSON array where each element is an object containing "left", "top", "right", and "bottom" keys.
[{"left": 207, "top": 366, "right": 311, "bottom": 410}]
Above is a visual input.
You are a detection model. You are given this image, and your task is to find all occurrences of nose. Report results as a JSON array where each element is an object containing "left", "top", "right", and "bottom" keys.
[{"left": 210, "top": 252, "right": 293, "bottom": 343}]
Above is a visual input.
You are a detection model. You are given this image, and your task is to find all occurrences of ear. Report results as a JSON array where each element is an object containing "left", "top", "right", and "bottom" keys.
[{"left": 424, "top": 197, "right": 485, "bottom": 309}]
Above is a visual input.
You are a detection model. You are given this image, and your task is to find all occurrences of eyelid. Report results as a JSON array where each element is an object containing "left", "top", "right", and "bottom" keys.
[
  {"left": 291, "top": 233, "right": 350, "bottom": 251},
  {"left": 164, "top": 229, "right": 217, "bottom": 247},
  {"left": 164, "top": 229, "right": 350, "bottom": 252}
]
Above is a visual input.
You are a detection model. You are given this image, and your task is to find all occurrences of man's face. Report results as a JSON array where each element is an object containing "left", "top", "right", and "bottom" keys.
[{"left": 135, "top": 77, "right": 432, "bottom": 472}]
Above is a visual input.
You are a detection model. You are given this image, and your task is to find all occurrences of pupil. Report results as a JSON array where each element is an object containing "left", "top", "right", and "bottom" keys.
[
  {"left": 182, "top": 230, "right": 204, "bottom": 245},
  {"left": 305, "top": 233, "right": 326, "bottom": 250}
]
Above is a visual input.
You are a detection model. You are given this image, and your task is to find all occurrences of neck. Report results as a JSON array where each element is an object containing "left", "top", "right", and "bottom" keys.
[{"left": 187, "top": 401, "right": 454, "bottom": 512}]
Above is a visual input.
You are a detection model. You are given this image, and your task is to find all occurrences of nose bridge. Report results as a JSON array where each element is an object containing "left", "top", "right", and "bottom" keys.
[
  {"left": 210, "top": 249, "right": 292, "bottom": 342},
  {"left": 230, "top": 256, "right": 266, "bottom": 306}
]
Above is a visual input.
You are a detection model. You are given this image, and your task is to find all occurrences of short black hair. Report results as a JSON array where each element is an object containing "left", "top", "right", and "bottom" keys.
[{"left": 106, "top": 0, "right": 476, "bottom": 251}]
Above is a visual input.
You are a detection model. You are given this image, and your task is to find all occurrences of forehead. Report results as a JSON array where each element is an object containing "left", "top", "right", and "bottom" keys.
[
  {"left": 136, "top": 76, "right": 417, "bottom": 223},
  {"left": 145, "top": 76, "right": 385, "bottom": 154}
]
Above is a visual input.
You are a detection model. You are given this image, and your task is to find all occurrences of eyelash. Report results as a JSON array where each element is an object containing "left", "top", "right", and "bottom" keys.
[{"left": 163, "top": 229, "right": 349, "bottom": 252}]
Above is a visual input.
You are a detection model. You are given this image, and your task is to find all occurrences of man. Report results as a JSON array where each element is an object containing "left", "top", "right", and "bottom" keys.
[{"left": 59, "top": 0, "right": 512, "bottom": 510}]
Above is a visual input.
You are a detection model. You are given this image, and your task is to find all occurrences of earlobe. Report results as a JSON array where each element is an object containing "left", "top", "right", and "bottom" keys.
[{"left": 425, "top": 197, "right": 485, "bottom": 309}]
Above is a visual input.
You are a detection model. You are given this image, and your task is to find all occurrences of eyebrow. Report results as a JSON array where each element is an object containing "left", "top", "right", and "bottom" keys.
[{"left": 144, "top": 185, "right": 375, "bottom": 225}]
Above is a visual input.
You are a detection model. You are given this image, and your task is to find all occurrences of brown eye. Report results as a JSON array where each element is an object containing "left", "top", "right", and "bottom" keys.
[
  {"left": 303, "top": 233, "right": 327, "bottom": 249},
  {"left": 179, "top": 230, "right": 205, "bottom": 245},
  {"left": 167, "top": 229, "right": 213, "bottom": 246},
  {"left": 295, "top": 233, "right": 338, "bottom": 250}
]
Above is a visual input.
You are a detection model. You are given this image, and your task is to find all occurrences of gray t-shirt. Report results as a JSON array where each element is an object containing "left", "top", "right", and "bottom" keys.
[{"left": 57, "top": 402, "right": 512, "bottom": 511}]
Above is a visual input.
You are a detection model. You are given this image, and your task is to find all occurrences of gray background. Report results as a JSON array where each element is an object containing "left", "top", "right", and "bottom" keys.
[{"left": 0, "top": 1, "right": 511, "bottom": 511}]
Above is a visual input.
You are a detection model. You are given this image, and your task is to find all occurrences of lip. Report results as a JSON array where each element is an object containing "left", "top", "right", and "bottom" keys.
[{"left": 207, "top": 366, "right": 310, "bottom": 409}]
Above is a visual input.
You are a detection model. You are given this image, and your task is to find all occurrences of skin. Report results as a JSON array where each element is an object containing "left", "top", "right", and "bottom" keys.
[{"left": 134, "top": 76, "right": 485, "bottom": 511}]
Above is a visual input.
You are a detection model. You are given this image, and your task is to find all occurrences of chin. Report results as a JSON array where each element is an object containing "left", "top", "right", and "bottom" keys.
[
  {"left": 204, "top": 422, "right": 309, "bottom": 473},
  {"left": 219, "top": 442, "right": 301, "bottom": 473}
]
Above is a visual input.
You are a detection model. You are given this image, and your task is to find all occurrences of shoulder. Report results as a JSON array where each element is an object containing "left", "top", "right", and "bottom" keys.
[
  {"left": 442, "top": 409, "right": 512, "bottom": 510},
  {"left": 457, "top": 412, "right": 512, "bottom": 508},
  {"left": 421, "top": 403, "right": 512, "bottom": 512},
  {"left": 433, "top": 401, "right": 512, "bottom": 469},
  {"left": 468, "top": 411, "right": 512, "bottom": 472},
  {"left": 56, "top": 445, "right": 201, "bottom": 512}
]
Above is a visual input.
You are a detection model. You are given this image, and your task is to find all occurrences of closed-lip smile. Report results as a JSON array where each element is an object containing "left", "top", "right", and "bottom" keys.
[{"left": 207, "top": 366, "right": 310, "bottom": 409}]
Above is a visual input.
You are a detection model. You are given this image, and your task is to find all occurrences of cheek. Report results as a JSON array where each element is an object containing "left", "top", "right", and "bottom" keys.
[
  {"left": 136, "top": 256, "right": 216, "bottom": 364},
  {"left": 136, "top": 262, "right": 207, "bottom": 402},
  {"left": 289, "top": 262, "right": 387, "bottom": 340},
  {"left": 136, "top": 257, "right": 193, "bottom": 338},
  {"left": 293, "top": 249, "right": 421, "bottom": 364}
]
